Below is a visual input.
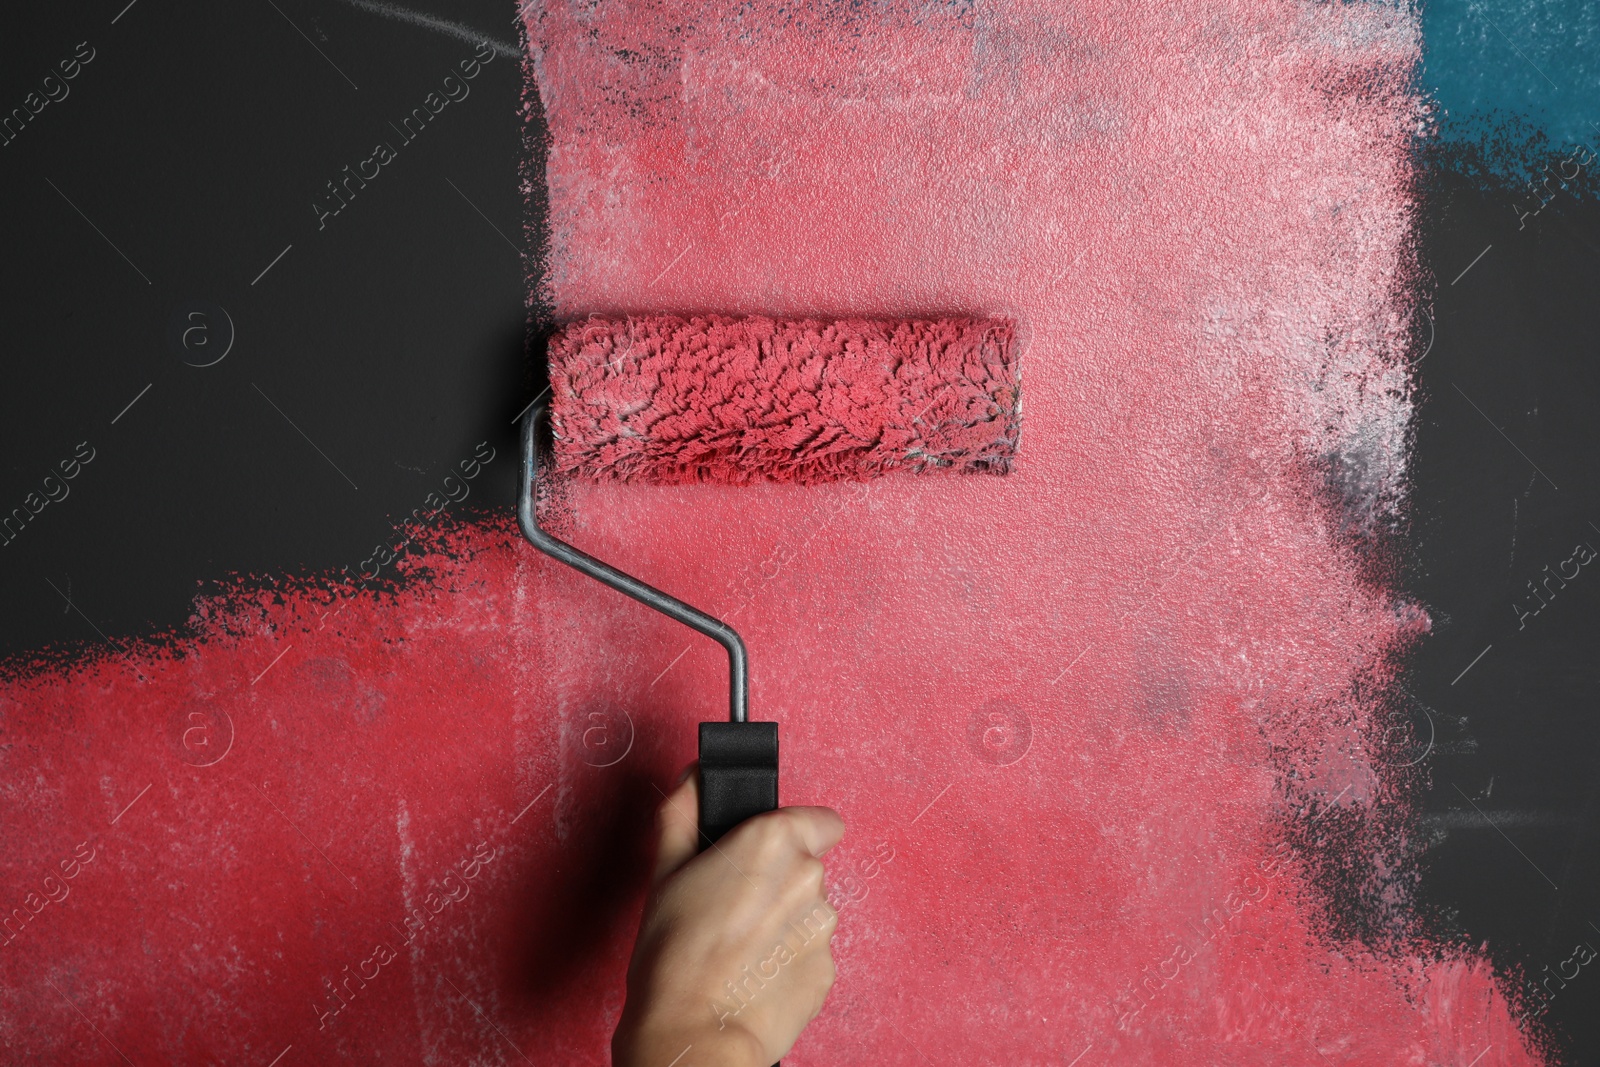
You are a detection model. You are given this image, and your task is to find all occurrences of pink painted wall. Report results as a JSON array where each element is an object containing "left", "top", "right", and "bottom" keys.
[{"left": 0, "top": 1, "right": 1549, "bottom": 1064}]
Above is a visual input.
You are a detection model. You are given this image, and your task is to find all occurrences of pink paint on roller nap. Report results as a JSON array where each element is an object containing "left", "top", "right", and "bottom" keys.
[
  {"left": 548, "top": 314, "right": 1020, "bottom": 483},
  {"left": 0, "top": 1, "right": 1549, "bottom": 1065}
]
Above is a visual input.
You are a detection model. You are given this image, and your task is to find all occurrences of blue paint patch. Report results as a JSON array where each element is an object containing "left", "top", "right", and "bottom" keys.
[{"left": 1422, "top": 0, "right": 1599, "bottom": 181}]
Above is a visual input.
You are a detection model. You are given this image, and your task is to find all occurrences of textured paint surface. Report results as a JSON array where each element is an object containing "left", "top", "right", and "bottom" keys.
[
  {"left": 526, "top": 0, "right": 1544, "bottom": 1062},
  {"left": 0, "top": 2, "right": 1555, "bottom": 1065},
  {"left": 550, "top": 314, "right": 1020, "bottom": 483}
]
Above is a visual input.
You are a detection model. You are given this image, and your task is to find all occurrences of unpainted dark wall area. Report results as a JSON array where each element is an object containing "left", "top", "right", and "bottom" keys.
[{"left": 1408, "top": 149, "right": 1600, "bottom": 1060}]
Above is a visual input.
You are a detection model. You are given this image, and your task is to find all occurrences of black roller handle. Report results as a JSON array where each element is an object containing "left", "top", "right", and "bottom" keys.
[
  {"left": 698, "top": 721, "right": 779, "bottom": 847},
  {"left": 698, "top": 722, "right": 779, "bottom": 1067},
  {"left": 700, "top": 723, "right": 780, "bottom": 1062},
  {"left": 696, "top": 723, "right": 782, "bottom": 1066}
]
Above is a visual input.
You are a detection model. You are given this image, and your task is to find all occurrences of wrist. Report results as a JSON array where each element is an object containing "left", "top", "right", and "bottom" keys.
[{"left": 613, "top": 1014, "right": 766, "bottom": 1067}]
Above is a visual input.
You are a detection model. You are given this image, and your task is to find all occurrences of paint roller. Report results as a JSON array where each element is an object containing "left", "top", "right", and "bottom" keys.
[{"left": 517, "top": 313, "right": 1020, "bottom": 846}]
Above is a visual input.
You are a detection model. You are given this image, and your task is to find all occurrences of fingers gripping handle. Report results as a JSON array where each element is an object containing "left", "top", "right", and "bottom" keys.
[{"left": 697, "top": 722, "right": 778, "bottom": 848}]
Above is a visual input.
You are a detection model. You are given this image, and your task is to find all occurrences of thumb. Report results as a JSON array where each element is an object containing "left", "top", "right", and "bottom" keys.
[{"left": 650, "top": 762, "right": 701, "bottom": 886}]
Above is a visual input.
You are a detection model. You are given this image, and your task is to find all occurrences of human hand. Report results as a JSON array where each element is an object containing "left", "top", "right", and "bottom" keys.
[{"left": 611, "top": 764, "right": 845, "bottom": 1067}]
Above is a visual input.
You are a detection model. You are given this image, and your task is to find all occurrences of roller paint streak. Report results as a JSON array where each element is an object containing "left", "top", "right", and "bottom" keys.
[{"left": 526, "top": 0, "right": 1546, "bottom": 1063}]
